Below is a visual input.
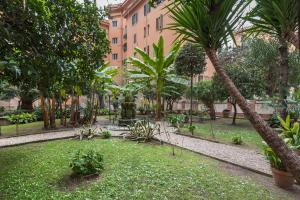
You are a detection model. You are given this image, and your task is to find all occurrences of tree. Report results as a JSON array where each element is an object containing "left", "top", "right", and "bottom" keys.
[
  {"left": 212, "top": 60, "right": 266, "bottom": 125},
  {"left": 160, "top": 0, "right": 300, "bottom": 182},
  {"left": 191, "top": 80, "right": 217, "bottom": 120},
  {"left": 245, "top": 0, "right": 299, "bottom": 118},
  {"left": 174, "top": 42, "right": 206, "bottom": 126},
  {"left": 127, "top": 36, "right": 185, "bottom": 120},
  {"left": 162, "top": 80, "right": 187, "bottom": 111}
]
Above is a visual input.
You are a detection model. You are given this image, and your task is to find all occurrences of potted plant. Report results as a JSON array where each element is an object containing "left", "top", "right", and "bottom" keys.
[
  {"left": 222, "top": 109, "right": 231, "bottom": 118},
  {"left": 278, "top": 115, "right": 300, "bottom": 156},
  {"left": 263, "top": 143, "right": 294, "bottom": 189}
]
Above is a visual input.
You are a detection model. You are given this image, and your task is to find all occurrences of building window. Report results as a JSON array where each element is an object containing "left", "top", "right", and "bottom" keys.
[
  {"left": 132, "top": 13, "right": 138, "bottom": 26},
  {"left": 133, "top": 34, "right": 137, "bottom": 44},
  {"left": 112, "top": 20, "right": 117, "bottom": 27},
  {"left": 147, "top": 24, "right": 150, "bottom": 36},
  {"left": 144, "top": 3, "right": 151, "bottom": 16},
  {"left": 147, "top": 45, "right": 150, "bottom": 55},
  {"left": 156, "top": 0, "right": 165, "bottom": 5},
  {"left": 112, "top": 53, "right": 118, "bottom": 60},
  {"left": 156, "top": 14, "right": 164, "bottom": 31},
  {"left": 112, "top": 37, "right": 118, "bottom": 44},
  {"left": 123, "top": 43, "right": 127, "bottom": 52},
  {"left": 134, "top": 52, "right": 137, "bottom": 57},
  {"left": 144, "top": 27, "right": 147, "bottom": 38}
]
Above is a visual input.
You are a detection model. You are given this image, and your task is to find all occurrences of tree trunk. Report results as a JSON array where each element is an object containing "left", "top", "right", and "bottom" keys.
[
  {"left": 206, "top": 49, "right": 300, "bottom": 182},
  {"left": 41, "top": 96, "right": 49, "bottom": 129},
  {"left": 232, "top": 103, "right": 237, "bottom": 125},
  {"left": 278, "top": 39, "right": 289, "bottom": 119},
  {"left": 190, "top": 74, "right": 193, "bottom": 127},
  {"left": 50, "top": 97, "right": 56, "bottom": 129},
  {"left": 156, "top": 88, "right": 162, "bottom": 120},
  {"left": 64, "top": 101, "right": 67, "bottom": 126},
  {"left": 207, "top": 102, "right": 216, "bottom": 120},
  {"left": 60, "top": 100, "right": 63, "bottom": 126},
  {"left": 70, "top": 95, "right": 75, "bottom": 126}
]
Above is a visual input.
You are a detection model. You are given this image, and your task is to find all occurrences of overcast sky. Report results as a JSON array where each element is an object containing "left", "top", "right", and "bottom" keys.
[{"left": 98, "top": 0, "right": 123, "bottom": 7}]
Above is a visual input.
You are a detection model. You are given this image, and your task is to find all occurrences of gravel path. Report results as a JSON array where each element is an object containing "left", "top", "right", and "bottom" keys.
[{"left": 0, "top": 123, "right": 271, "bottom": 176}]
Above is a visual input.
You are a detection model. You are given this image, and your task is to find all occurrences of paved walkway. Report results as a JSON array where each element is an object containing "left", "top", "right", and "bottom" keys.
[{"left": 0, "top": 123, "right": 271, "bottom": 176}]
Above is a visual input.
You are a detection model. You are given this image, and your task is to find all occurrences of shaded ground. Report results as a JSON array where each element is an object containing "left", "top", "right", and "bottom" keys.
[
  {"left": 179, "top": 118, "right": 264, "bottom": 151},
  {"left": 0, "top": 138, "right": 290, "bottom": 200},
  {"left": 219, "top": 162, "right": 300, "bottom": 200}
]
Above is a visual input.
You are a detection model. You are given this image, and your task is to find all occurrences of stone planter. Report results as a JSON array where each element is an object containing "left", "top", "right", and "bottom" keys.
[{"left": 271, "top": 168, "right": 294, "bottom": 189}]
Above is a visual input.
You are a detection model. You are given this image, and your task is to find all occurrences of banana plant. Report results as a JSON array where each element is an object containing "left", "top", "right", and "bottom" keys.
[{"left": 127, "top": 36, "right": 188, "bottom": 120}]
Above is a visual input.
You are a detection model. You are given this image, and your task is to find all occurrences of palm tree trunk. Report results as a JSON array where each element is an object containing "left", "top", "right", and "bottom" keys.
[
  {"left": 287, "top": 32, "right": 299, "bottom": 49},
  {"left": 278, "top": 39, "right": 289, "bottom": 119},
  {"left": 206, "top": 49, "right": 300, "bottom": 182}
]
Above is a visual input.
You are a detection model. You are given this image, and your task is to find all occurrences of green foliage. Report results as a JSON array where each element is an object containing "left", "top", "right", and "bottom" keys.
[
  {"left": 101, "top": 130, "right": 112, "bottom": 139},
  {"left": 7, "top": 113, "right": 37, "bottom": 124},
  {"left": 167, "top": 114, "right": 186, "bottom": 127},
  {"left": 99, "top": 108, "right": 110, "bottom": 115},
  {"left": 127, "top": 120, "right": 160, "bottom": 142},
  {"left": 174, "top": 42, "right": 206, "bottom": 77},
  {"left": 70, "top": 149, "right": 104, "bottom": 176},
  {"left": 0, "top": 139, "right": 278, "bottom": 199},
  {"left": 232, "top": 136, "right": 243, "bottom": 145},
  {"left": 127, "top": 36, "right": 187, "bottom": 119},
  {"left": 278, "top": 115, "right": 300, "bottom": 150},
  {"left": 138, "top": 106, "right": 145, "bottom": 115},
  {"left": 268, "top": 113, "right": 281, "bottom": 128},
  {"left": 188, "top": 125, "right": 196, "bottom": 134},
  {"left": 263, "top": 142, "right": 286, "bottom": 171}
]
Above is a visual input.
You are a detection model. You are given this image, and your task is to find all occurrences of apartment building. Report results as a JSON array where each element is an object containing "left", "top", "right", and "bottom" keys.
[{"left": 103, "top": 0, "right": 216, "bottom": 85}]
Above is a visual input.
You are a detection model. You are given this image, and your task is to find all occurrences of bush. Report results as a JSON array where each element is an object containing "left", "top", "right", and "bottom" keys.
[
  {"left": 127, "top": 120, "right": 160, "bottom": 142},
  {"left": 167, "top": 114, "right": 186, "bottom": 127},
  {"left": 188, "top": 125, "right": 196, "bottom": 134},
  {"left": 138, "top": 106, "right": 145, "bottom": 115},
  {"left": 99, "top": 108, "right": 109, "bottom": 115},
  {"left": 70, "top": 150, "right": 104, "bottom": 176},
  {"left": 101, "top": 130, "right": 112, "bottom": 139},
  {"left": 7, "top": 113, "right": 37, "bottom": 124},
  {"left": 232, "top": 136, "right": 243, "bottom": 145},
  {"left": 0, "top": 106, "right": 5, "bottom": 112},
  {"left": 76, "top": 126, "right": 101, "bottom": 140}
]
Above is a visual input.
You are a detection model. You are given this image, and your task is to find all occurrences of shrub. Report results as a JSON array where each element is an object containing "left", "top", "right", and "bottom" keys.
[
  {"left": 7, "top": 113, "right": 37, "bottom": 124},
  {"left": 278, "top": 115, "right": 300, "bottom": 150},
  {"left": 232, "top": 136, "right": 243, "bottom": 145},
  {"left": 167, "top": 114, "right": 185, "bottom": 127},
  {"left": 99, "top": 108, "right": 109, "bottom": 115},
  {"left": 127, "top": 120, "right": 160, "bottom": 142},
  {"left": 188, "top": 125, "right": 196, "bottom": 134},
  {"left": 263, "top": 142, "right": 286, "bottom": 171},
  {"left": 76, "top": 126, "right": 101, "bottom": 140},
  {"left": 138, "top": 106, "right": 145, "bottom": 115},
  {"left": 0, "top": 106, "right": 5, "bottom": 113},
  {"left": 70, "top": 150, "right": 104, "bottom": 176},
  {"left": 101, "top": 130, "right": 112, "bottom": 139}
]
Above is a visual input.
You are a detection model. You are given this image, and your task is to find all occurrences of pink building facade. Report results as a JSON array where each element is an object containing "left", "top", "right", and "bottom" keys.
[{"left": 103, "top": 0, "right": 216, "bottom": 85}]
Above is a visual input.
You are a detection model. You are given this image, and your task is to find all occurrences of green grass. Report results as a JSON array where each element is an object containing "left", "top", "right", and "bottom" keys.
[
  {"left": 0, "top": 139, "right": 281, "bottom": 200},
  {"left": 180, "top": 118, "right": 265, "bottom": 151},
  {"left": 0, "top": 119, "right": 69, "bottom": 138}
]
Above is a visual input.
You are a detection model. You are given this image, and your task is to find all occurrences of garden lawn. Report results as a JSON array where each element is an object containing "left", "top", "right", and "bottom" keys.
[
  {"left": 179, "top": 118, "right": 264, "bottom": 151},
  {"left": 0, "top": 119, "right": 69, "bottom": 138},
  {"left": 0, "top": 138, "right": 284, "bottom": 200}
]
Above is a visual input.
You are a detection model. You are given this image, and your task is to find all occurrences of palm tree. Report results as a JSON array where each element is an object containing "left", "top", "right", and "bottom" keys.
[
  {"left": 162, "top": 0, "right": 300, "bottom": 181},
  {"left": 245, "top": 0, "right": 298, "bottom": 118},
  {"left": 127, "top": 36, "right": 185, "bottom": 120}
]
